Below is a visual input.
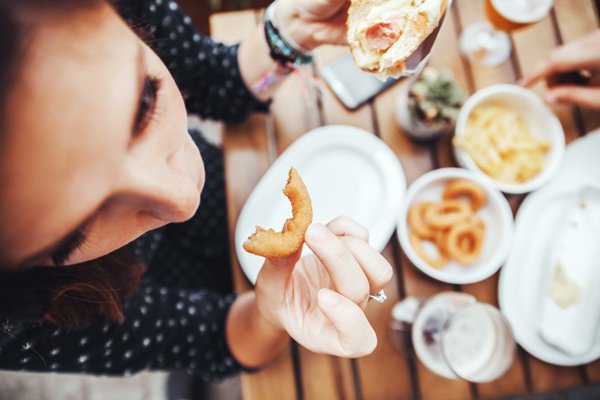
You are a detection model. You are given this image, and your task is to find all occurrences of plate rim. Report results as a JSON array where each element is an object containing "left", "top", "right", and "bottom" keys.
[
  {"left": 397, "top": 167, "right": 514, "bottom": 284},
  {"left": 234, "top": 124, "right": 406, "bottom": 284},
  {"left": 498, "top": 131, "right": 600, "bottom": 366}
]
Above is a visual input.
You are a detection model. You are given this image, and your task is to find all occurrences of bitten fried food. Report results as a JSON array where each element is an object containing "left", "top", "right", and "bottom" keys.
[
  {"left": 243, "top": 168, "right": 313, "bottom": 259},
  {"left": 347, "top": 0, "right": 446, "bottom": 77}
]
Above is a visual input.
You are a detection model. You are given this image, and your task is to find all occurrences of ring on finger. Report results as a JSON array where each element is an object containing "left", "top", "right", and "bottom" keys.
[{"left": 368, "top": 290, "right": 388, "bottom": 304}]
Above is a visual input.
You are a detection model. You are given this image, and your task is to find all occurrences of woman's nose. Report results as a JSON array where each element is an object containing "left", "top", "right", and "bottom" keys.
[{"left": 117, "top": 136, "right": 203, "bottom": 223}]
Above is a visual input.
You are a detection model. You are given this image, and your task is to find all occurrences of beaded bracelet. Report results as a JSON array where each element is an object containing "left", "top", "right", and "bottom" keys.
[{"left": 263, "top": 3, "right": 314, "bottom": 66}]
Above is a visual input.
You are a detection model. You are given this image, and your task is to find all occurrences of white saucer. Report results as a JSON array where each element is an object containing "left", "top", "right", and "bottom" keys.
[
  {"left": 499, "top": 131, "right": 600, "bottom": 366},
  {"left": 235, "top": 125, "right": 406, "bottom": 284}
]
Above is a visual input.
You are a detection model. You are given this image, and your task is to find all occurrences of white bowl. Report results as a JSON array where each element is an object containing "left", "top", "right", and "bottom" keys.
[
  {"left": 454, "top": 84, "right": 565, "bottom": 194},
  {"left": 397, "top": 168, "right": 514, "bottom": 284}
]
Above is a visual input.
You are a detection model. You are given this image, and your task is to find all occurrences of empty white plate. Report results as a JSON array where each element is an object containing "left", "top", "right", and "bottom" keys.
[{"left": 235, "top": 125, "right": 406, "bottom": 284}]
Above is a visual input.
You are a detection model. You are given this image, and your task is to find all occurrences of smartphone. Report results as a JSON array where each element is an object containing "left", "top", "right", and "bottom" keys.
[{"left": 320, "top": 51, "right": 398, "bottom": 110}]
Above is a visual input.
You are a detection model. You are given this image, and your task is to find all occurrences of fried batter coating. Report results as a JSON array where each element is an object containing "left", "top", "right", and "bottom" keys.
[{"left": 243, "top": 167, "right": 313, "bottom": 259}]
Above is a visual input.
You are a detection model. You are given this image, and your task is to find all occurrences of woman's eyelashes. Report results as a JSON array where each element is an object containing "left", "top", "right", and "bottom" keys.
[
  {"left": 133, "top": 75, "right": 161, "bottom": 136},
  {"left": 50, "top": 227, "right": 88, "bottom": 266}
]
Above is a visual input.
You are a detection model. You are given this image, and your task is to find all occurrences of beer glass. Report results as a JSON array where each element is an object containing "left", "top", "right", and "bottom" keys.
[
  {"left": 459, "top": 0, "right": 554, "bottom": 67},
  {"left": 390, "top": 292, "right": 516, "bottom": 382}
]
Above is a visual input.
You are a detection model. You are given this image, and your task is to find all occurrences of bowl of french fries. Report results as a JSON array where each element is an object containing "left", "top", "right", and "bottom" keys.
[{"left": 453, "top": 84, "right": 565, "bottom": 194}]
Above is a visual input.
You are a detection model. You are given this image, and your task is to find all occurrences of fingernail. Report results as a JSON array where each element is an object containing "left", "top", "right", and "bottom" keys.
[
  {"left": 318, "top": 289, "right": 339, "bottom": 308},
  {"left": 306, "top": 223, "right": 328, "bottom": 243}
]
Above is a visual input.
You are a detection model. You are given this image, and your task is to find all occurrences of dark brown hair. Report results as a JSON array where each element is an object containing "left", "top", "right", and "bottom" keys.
[
  {"left": 0, "top": 0, "right": 146, "bottom": 328},
  {"left": 0, "top": 250, "right": 145, "bottom": 327}
]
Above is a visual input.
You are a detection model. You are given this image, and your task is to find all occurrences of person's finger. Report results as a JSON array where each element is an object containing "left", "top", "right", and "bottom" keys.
[
  {"left": 340, "top": 236, "right": 393, "bottom": 294},
  {"left": 305, "top": 223, "right": 370, "bottom": 306},
  {"left": 316, "top": 288, "right": 377, "bottom": 357},
  {"left": 520, "top": 41, "right": 591, "bottom": 86},
  {"left": 326, "top": 216, "right": 369, "bottom": 242},
  {"left": 257, "top": 219, "right": 302, "bottom": 285},
  {"left": 546, "top": 86, "right": 600, "bottom": 109},
  {"left": 520, "top": 59, "right": 555, "bottom": 87}
]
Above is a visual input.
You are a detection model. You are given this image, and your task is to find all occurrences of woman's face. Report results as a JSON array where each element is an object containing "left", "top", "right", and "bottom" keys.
[{"left": 0, "top": 4, "right": 205, "bottom": 268}]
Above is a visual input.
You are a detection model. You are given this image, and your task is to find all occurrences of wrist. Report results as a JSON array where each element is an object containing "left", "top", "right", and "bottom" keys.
[{"left": 227, "top": 292, "right": 288, "bottom": 369}]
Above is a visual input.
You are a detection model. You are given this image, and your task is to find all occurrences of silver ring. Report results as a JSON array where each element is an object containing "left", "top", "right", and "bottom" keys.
[{"left": 368, "top": 290, "right": 388, "bottom": 304}]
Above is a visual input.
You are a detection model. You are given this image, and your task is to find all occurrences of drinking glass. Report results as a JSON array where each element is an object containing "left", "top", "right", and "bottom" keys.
[
  {"left": 459, "top": 0, "right": 554, "bottom": 67},
  {"left": 390, "top": 292, "right": 516, "bottom": 382}
]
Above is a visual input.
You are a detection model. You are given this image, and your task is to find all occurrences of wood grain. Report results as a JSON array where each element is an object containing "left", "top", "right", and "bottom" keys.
[
  {"left": 211, "top": 2, "right": 600, "bottom": 398},
  {"left": 374, "top": 78, "right": 470, "bottom": 399},
  {"left": 211, "top": 11, "right": 297, "bottom": 400}
]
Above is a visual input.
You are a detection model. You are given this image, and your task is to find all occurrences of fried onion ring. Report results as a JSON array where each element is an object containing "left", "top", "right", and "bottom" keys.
[
  {"left": 423, "top": 200, "right": 471, "bottom": 229},
  {"left": 445, "top": 220, "right": 484, "bottom": 266},
  {"left": 406, "top": 179, "right": 487, "bottom": 269},
  {"left": 443, "top": 179, "right": 487, "bottom": 211},
  {"left": 432, "top": 228, "right": 450, "bottom": 257},
  {"left": 243, "top": 167, "right": 313, "bottom": 259},
  {"left": 407, "top": 202, "right": 437, "bottom": 239},
  {"left": 409, "top": 232, "right": 448, "bottom": 269}
]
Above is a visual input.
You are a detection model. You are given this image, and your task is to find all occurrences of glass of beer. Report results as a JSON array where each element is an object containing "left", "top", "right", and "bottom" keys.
[
  {"left": 390, "top": 292, "right": 516, "bottom": 382},
  {"left": 459, "top": 0, "right": 554, "bottom": 67}
]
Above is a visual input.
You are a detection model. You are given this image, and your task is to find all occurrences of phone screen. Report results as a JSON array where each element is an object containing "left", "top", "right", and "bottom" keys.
[{"left": 320, "top": 52, "right": 398, "bottom": 110}]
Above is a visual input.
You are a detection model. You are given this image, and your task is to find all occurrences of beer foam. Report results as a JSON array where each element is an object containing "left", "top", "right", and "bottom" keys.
[{"left": 491, "top": 0, "right": 553, "bottom": 24}]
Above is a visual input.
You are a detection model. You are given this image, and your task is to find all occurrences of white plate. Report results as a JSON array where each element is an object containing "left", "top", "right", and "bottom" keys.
[
  {"left": 235, "top": 125, "right": 406, "bottom": 284},
  {"left": 397, "top": 168, "right": 514, "bottom": 284},
  {"left": 499, "top": 130, "right": 600, "bottom": 366}
]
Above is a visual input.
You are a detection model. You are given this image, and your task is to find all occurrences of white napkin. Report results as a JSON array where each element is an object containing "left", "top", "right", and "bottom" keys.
[{"left": 538, "top": 187, "right": 600, "bottom": 356}]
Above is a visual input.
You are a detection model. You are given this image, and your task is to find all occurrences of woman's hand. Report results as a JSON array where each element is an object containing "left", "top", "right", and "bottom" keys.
[
  {"left": 521, "top": 30, "right": 600, "bottom": 109},
  {"left": 274, "top": 0, "right": 350, "bottom": 50},
  {"left": 255, "top": 216, "right": 393, "bottom": 357}
]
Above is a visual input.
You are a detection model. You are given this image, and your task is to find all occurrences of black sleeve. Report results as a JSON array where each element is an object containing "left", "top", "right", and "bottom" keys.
[
  {"left": 0, "top": 285, "right": 242, "bottom": 381},
  {"left": 116, "top": 0, "right": 270, "bottom": 122}
]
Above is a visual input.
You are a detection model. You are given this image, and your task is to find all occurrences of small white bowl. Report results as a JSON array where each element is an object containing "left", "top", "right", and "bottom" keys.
[
  {"left": 397, "top": 168, "right": 514, "bottom": 284},
  {"left": 454, "top": 84, "right": 565, "bottom": 194}
]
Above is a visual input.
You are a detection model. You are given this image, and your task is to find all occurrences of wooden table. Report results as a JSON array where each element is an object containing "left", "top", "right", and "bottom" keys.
[{"left": 210, "top": 1, "right": 600, "bottom": 398}]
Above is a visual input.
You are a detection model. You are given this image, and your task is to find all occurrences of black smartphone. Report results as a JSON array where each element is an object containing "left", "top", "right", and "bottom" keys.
[{"left": 320, "top": 51, "right": 398, "bottom": 110}]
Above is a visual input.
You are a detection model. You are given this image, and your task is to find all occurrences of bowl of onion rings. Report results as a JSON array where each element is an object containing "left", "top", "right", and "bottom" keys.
[
  {"left": 397, "top": 168, "right": 514, "bottom": 284},
  {"left": 453, "top": 84, "right": 565, "bottom": 194}
]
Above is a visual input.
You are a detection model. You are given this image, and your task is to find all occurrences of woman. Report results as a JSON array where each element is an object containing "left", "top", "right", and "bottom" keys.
[{"left": 0, "top": 0, "right": 392, "bottom": 378}]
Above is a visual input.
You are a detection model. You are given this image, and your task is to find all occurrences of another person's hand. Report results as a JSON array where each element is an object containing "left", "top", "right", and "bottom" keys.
[
  {"left": 274, "top": 0, "right": 350, "bottom": 50},
  {"left": 255, "top": 216, "right": 393, "bottom": 357},
  {"left": 521, "top": 30, "right": 600, "bottom": 109}
]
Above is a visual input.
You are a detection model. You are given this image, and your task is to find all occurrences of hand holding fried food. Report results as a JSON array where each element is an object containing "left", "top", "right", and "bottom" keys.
[
  {"left": 407, "top": 179, "right": 487, "bottom": 268},
  {"left": 243, "top": 168, "right": 313, "bottom": 259}
]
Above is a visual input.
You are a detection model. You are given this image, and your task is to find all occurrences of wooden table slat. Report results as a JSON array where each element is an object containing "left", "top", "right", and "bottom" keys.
[
  {"left": 374, "top": 82, "right": 471, "bottom": 399},
  {"left": 426, "top": 4, "right": 531, "bottom": 398},
  {"left": 270, "top": 42, "right": 362, "bottom": 400},
  {"left": 212, "top": 11, "right": 298, "bottom": 400},
  {"left": 454, "top": 0, "right": 517, "bottom": 88},
  {"left": 315, "top": 44, "right": 416, "bottom": 400}
]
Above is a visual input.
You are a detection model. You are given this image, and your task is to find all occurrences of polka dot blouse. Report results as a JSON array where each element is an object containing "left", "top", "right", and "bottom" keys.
[{"left": 0, "top": 0, "right": 269, "bottom": 380}]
